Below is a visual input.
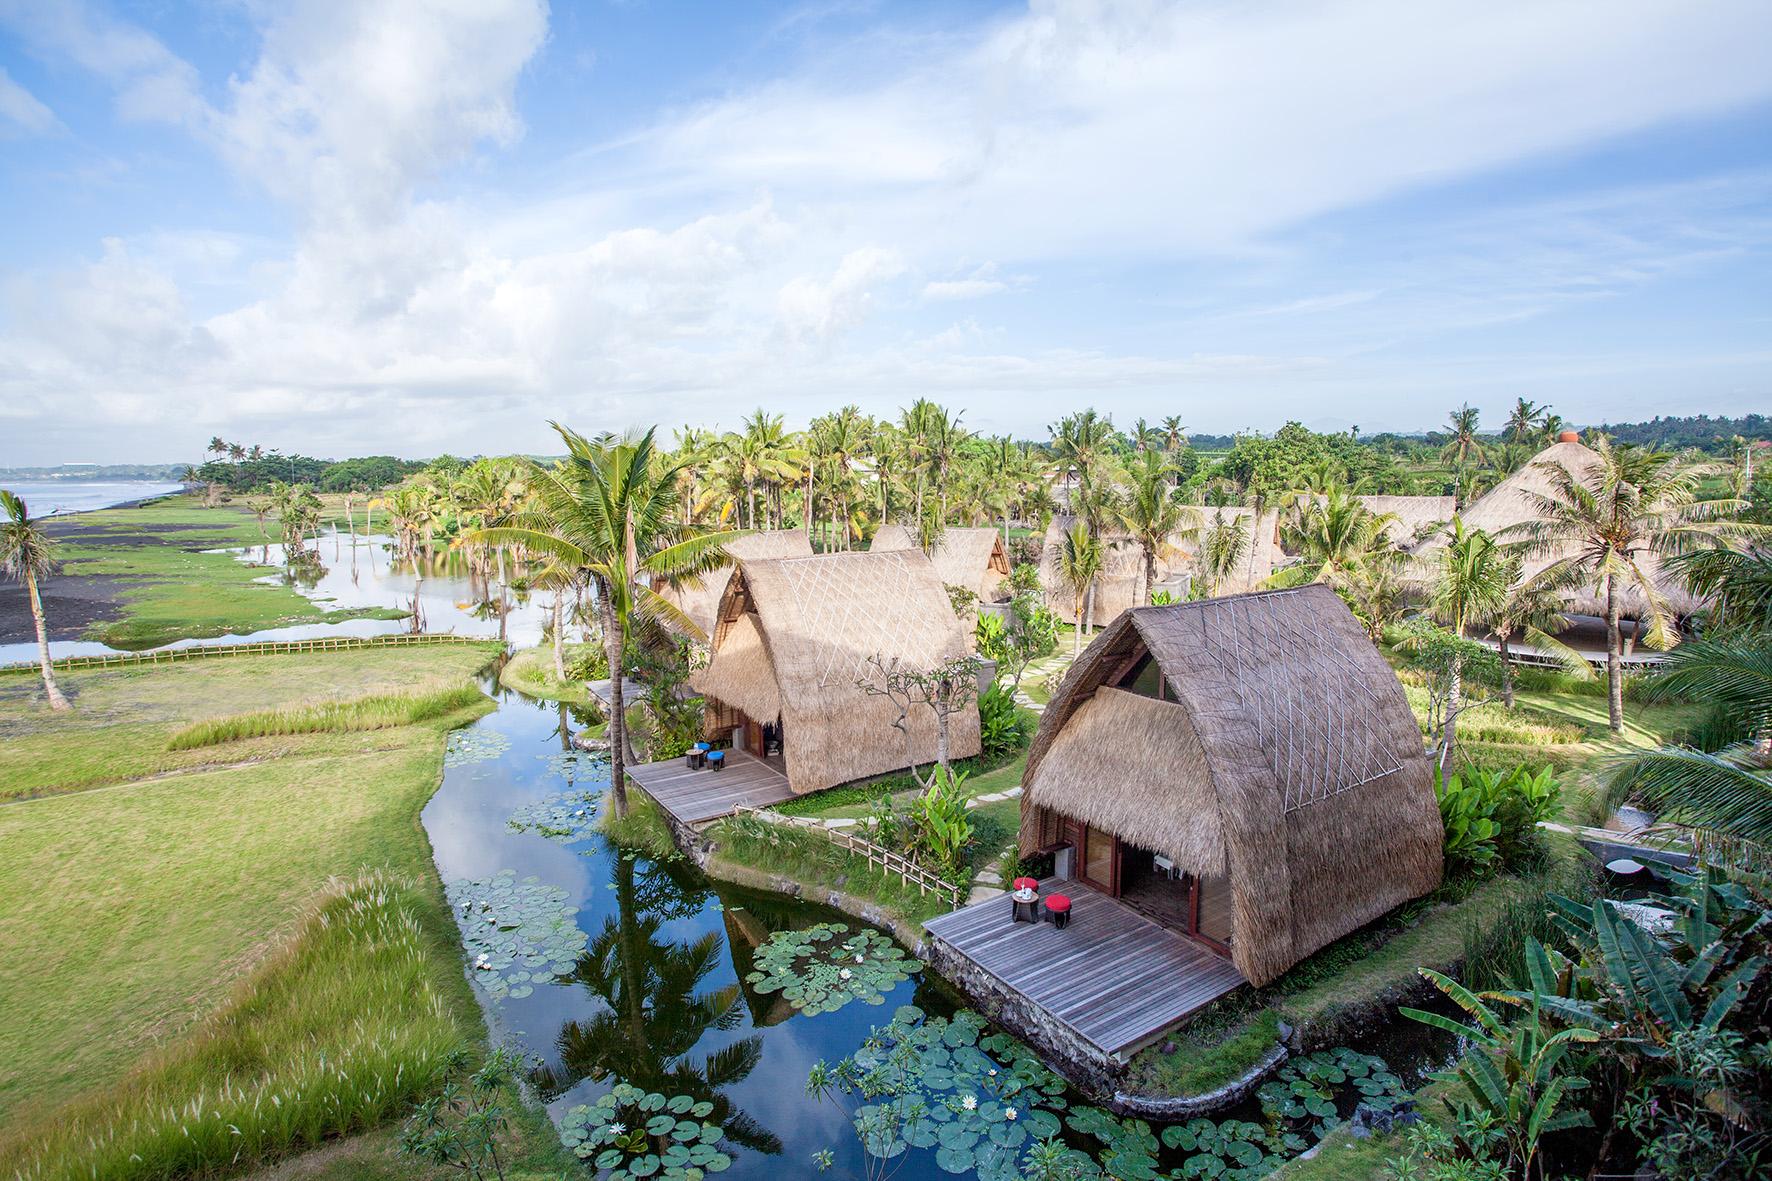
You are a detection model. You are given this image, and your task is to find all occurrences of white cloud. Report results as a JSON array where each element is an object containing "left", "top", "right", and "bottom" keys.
[
  {"left": 3, "top": 0, "right": 1772, "bottom": 462},
  {"left": 0, "top": 67, "right": 58, "bottom": 136},
  {"left": 922, "top": 278, "right": 1006, "bottom": 302},
  {"left": 777, "top": 247, "right": 906, "bottom": 343}
]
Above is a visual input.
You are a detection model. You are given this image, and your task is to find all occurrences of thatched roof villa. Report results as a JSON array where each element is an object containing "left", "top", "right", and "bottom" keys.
[
  {"left": 1016, "top": 584, "right": 1441, "bottom": 987},
  {"left": 689, "top": 548, "right": 981, "bottom": 794},
  {"left": 658, "top": 529, "right": 813, "bottom": 639},
  {"left": 1037, "top": 514, "right": 1159, "bottom": 625},
  {"left": 1422, "top": 434, "right": 1700, "bottom": 620},
  {"left": 1356, "top": 495, "right": 1457, "bottom": 546},
  {"left": 871, "top": 525, "right": 1013, "bottom": 603}
]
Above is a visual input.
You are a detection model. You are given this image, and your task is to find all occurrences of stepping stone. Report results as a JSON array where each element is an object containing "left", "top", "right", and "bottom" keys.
[
  {"left": 1004, "top": 786, "right": 1022, "bottom": 798},
  {"left": 976, "top": 869, "right": 1002, "bottom": 885},
  {"left": 823, "top": 817, "right": 857, "bottom": 829},
  {"left": 966, "top": 886, "right": 1005, "bottom": 906}
]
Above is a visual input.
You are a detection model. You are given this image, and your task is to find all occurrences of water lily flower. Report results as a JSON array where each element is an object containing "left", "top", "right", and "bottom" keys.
[
  {"left": 609, "top": 1122, "right": 625, "bottom": 1136},
  {"left": 839, "top": 969, "right": 852, "bottom": 980},
  {"left": 961, "top": 1095, "right": 977, "bottom": 1111},
  {"left": 1004, "top": 1107, "right": 1018, "bottom": 1121}
]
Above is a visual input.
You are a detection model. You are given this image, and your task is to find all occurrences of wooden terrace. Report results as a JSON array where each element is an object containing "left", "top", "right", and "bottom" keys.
[
  {"left": 625, "top": 749, "right": 794, "bottom": 828},
  {"left": 923, "top": 880, "right": 1246, "bottom": 1063}
]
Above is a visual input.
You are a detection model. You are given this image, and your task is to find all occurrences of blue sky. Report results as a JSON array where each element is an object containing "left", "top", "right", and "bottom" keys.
[{"left": 2, "top": 0, "right": 1770, "bottom": 464}]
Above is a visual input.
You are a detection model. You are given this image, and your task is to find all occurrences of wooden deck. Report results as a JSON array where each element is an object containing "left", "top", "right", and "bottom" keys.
[
  {"left": 624, "top": 749, "right": 794, "bottom": 827},
  {"left": 924, "top": 880, "right": 1246, "bottom": 1060}
]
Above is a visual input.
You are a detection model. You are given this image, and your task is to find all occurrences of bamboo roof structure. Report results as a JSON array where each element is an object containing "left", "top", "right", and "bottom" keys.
[
  {"left": 1018, "top": 584, "right": 1441, "bottom": 986},
  {"left": 690, "top": 549, "right": 981, "bottom": 794}
]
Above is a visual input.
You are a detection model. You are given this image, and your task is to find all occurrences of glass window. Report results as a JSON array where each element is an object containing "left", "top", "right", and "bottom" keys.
[
  {"left": 1118, "top": 652, "right": 1164, "bottom": 700},
  {"left": 1084, "top": 827, "right": 1115, "bottom": 887},
  {"left": 1196, "top": 872, "right": 1233, "bottom": 945}
]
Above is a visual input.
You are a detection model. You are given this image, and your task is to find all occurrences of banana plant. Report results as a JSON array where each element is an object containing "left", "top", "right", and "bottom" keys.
[{"left": 1402, "top": 970, "right": 1597, "bottom": 1178}]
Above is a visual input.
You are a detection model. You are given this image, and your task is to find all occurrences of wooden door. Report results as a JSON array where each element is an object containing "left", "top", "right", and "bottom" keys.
[{"left": 1065, "top": 820, "right": 1119, "bottom": 895}]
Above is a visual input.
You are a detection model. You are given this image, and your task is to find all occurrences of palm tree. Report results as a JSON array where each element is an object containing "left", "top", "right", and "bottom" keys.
[
  {"left": 1510, "top": 439, "right": 1757, "bottom": 732},
  {"left": 1430, "top": 518, "right": 1510, "bottom": 763},
  {"left": 1281, "top": 484, "right": 1398, "bottom": 586},
  {"left": 1484, "top": 558, "right": 1586, "bottom": 708},
  {"left": 1049, "top": 409, "right": 1113, "bottom": 497},
  {"left": 1338, "top": 548, "right": 1408, "bottom": 642},
  {"left": 1120, "top": 451, "right": 1196, "bottom": 604},
  {"left": 1504, "top": 398, "right": 1548, "bottom": 445},
  {"left": 1194, "top": 508, "right": 1249, "bottom": 598},
  {"left": 1668, "top": 547, "right": 1772, "bottom": 633},
  {"left": 1440, "top": 404, "right": 1488, "bottom": 477},
  {"left": 1606, "top": 630, "right": 1772, "bottom": 855},
  {"left": 1, "top": 491, "right": 69, "bottom": 711},
  {"left": 463, "top": 426, "right": 741, "bottom": 817},
  {"left": 1049, "top": 521, "right": 1102, "bottom": 656}
]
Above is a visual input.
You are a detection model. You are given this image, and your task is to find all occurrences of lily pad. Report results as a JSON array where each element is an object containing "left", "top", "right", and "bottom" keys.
[
  {"left": 507, "top": 789, "right": 602, "bottom": 842},
  {"left": 559, "top": 1083, "right": 731, "bottom": 1180},
  {"left": 444, "top": 728, "right": 511, "bottom": 767},
  {"left": 744, "top": 922, "right": 919, "bottom": 1015},
  {"left": 445, "top": 869, "right": 587, "bottom": 1000}
]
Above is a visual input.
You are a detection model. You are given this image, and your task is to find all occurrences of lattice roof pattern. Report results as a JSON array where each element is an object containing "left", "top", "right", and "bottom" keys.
[{"left": 1192, "top": 592, "right": 1402, "bottom": 811}]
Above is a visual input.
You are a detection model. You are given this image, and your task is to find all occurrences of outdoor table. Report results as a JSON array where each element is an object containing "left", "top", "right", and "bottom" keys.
[
  {"left": 686, "top": 749, "right": 706, "bottom": 770},
  {"left": 1009, "top": 887, "right": 1041, "bottom": 924}
]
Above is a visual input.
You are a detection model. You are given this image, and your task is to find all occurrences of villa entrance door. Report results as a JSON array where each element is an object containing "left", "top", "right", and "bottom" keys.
[{"left": 1064, "top": 820, "right": 1119, "bottom": 894}]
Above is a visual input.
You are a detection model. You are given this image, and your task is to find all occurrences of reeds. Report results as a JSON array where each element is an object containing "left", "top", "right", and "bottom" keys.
[
  {"left": 166, "top": 686, "right": 485, "bottom": 750},
  {"left": 3, "top": 872, "right": 470, "bottom": 1180}
]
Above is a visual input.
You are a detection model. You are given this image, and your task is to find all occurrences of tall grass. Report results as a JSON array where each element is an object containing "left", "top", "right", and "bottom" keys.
[
  {"left": 1458, "top": 857, "right": 1600, "bottom": 991},
  {"left": 167, "top": 685, "right": 484, "bottom": 750},
  {"left": 3, "top": 872, "right": 470, "bottom": 1181},
  {"left": 711, "top": 813, "right": 953, "bottom": 924}
]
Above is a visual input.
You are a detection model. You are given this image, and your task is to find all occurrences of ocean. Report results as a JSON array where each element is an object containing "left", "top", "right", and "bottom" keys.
[{"left": 0, "top": 480, "right": 187, "bottom": 516}]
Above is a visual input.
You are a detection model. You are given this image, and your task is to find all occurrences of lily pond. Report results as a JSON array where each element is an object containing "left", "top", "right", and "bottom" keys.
[{"left": 427, "top": 680, "right": 1456, "bottom": 1181}]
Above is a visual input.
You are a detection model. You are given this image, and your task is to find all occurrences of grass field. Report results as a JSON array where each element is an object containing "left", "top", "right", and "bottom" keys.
[
  {"left": 0, "top": 644, "right": 500, "bottom": 800},
  {"left": 498, "top": 642, "right": 600, "bottom": 704},
  {"left": 0, "top": 645, "right": 546, "bottom": 1178},
  {"left": 33, "top": 494, "right": 405, "bottom": 649}
]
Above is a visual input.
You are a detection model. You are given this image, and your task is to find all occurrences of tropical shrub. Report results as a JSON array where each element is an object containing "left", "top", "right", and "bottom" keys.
[
  {"left": 1436, "top": 766, "right": 1562, "bottom": 875},
  {"left": 978, "top": 681, "right": 1034, "bottom": 757},
  {"left": 398, "top": 1047, "right": 520, "bottom": 1181},
  {"left": 1399, "top": 972, "right": 1597, "bottom": 1180},
  {"left": 909, "top": 765, "right": 974, "bottom": 884},
  {"left": 564, "top": 645, "right": 610, "bottom": 682}
]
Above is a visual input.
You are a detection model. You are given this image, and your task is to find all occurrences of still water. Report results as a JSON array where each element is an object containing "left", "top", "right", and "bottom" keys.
[
  {"left": 0, "top": 480, "right": 185, "bottom": 515},
  {"left": 425, "top": 678, "right": 1459, "bottom": 1180}
]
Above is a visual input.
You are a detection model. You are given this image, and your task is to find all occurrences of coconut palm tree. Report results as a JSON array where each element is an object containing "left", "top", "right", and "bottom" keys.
[
  {"left": 1281, "top": 484, "right": 1398, "bottom": 586},
  {"left": 1430, "top": 518, "right": 1510, "bottom": 763},
  {"left": 1440, "top": 403, "right": 1488, "bottom": 475},
  {"left": 1194, "top": 507, "right": 1249, "bottom": 598},
  {"left": 1504, "top": 398, "right": 1548, "bottom": 445},
  {"left": 1510, "top": 439, "right": 1756, "bottom": 732},
  {"left": 1050, "top": 520, "right": 1102, "bottom": 656},
  {"left": 1120, "top": 450, "right": 1197, "bottom": 604},
  {"left": 463, "top": 426, "right": 741, "bottom": 817},
  {"left": 1049, "top": 409, "right": 1113, "bottom": 496},
  {"left": 1484, "top": 557, "right": 1587, "bottom": 707},
  {"left": 1, "top": 491, "right": 69, "bottom": 711}
]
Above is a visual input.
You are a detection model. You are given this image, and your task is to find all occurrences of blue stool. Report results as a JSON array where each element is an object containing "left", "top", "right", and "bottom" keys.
[{"left": 706, "top": 750, "right": 726, "bottom": 773}]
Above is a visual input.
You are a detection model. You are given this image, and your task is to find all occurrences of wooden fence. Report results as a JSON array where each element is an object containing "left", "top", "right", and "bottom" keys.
[
  {"left": 731, "top": 804, "right": 963, "bottom": 911},
  {"left": 0, "top": 632, "right": 500, "bottom": 675}
]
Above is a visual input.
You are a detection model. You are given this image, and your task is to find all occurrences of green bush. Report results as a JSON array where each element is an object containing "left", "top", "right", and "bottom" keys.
[
  {"left": 564, "top": 646, "right": 610, "bottom": 682},
  {"left": 977, "top": 681, "right": 1035, "bottom": 757},
  {"left": 908, "top": 766, "right": 974, "bottom": 886},
  {"left": 1436, "top": 765, "right": 1562, "bottom": 876}
]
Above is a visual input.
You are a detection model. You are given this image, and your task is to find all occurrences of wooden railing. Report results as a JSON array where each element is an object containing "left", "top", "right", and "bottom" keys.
[
  {"left": 0, "top": 632, "right": 500, "bottom": 675},
  {"left": 731, "top": 804, "right": 963, "bottom": 910}
]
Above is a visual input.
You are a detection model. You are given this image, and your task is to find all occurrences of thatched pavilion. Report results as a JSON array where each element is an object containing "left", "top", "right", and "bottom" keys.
[
  {"left": 1037, "top": 514, "right": 1158, "bottom": 625},
  {"left": 1017, "top": 584, "right": 1440, "bottom": 986},
  {"left": 690, "top": 549, "right": 981, "bottom": 794},
  {"left": 658, "top": 529, "right": 813, "bottom": 639},
  {"left": 1426, "top": 434, "right": 1700, "bottom": 620},
  {"left": 872, "top": 525, "right": 1013, "bottom": 603}
]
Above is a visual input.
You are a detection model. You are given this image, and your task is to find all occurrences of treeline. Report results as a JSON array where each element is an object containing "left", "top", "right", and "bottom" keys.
[
  {"left": 1588, "top": 413, "right": 1772, "bottom": 452},
  {"left": 194, "top": 451, "right": 428, "bottom": 492},
  {"left": 0, "top": 463, "right": 190, "bottom": 481}
]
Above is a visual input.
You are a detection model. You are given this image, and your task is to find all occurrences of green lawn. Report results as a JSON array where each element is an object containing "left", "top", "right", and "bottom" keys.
[
  {"left": 0, "top": 644, "right": 500, "bottom": 800},
  {"left": 498, "top": 642, "right": 599, "bottom": 704},
  {"left": 39, "top": 494, "right": 405, "bottom": 649},
  {"left": 0, "top": 646, "right": 542, "bottom": 1178}
]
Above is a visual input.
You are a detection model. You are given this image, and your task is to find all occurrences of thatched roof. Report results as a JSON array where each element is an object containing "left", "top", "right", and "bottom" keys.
[
  {"left": 690, "top": 549, "right": 981, "bottom": 793},
  {"left": 1161, "top": 507, "right": 1284, "bottom": 594},
  {"left": 873, "top": 526, "right": 1011, "bottom": 601},
  {"left": 1038, "top": 514, "right": 1157, "bottom": 625},
  {"left": 1357, "top": 495, "right": 1456, "bottom": 546},
  {"left": 1019, "top": 584, "right": 1440, "bottom": 986},
  {"left": 1424, "top": 441, "right": 1701, "bottom": 618},
  {"left": 659, "top": 530, "right": 814, "bottom": 639}
]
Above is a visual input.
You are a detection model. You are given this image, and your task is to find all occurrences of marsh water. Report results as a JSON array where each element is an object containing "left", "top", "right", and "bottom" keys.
[
  {"left": 3, "top": 529, "right": 556, "bottom": 665},
  {"left": 424, "top": 675, "right": 1461, "bottom": 1180}
]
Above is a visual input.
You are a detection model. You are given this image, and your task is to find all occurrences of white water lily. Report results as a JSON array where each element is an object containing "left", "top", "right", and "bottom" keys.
[
  {"left": 961, "top": 1095, "right": 977, "bottom": 1111},
  {"left": 608, "top": 1122, "right": 625, "bottom": 1136},
  {"left": 839, "top": 968, "right": 852, "bottom": 980},
  {"left": 1004, "top": 1107, "right": 1018, "bottom": 1121}
]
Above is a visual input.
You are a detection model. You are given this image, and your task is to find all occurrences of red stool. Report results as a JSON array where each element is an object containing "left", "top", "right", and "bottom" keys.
[
  {"left": 1044, "top": 893, "right": 1072, "bottom": 929},
  {"left": 1012, "top": 877, "right": 1039, "bottom": 894}
]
